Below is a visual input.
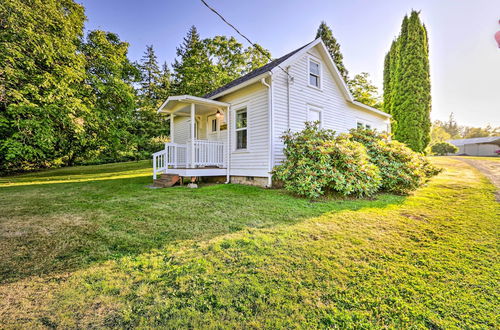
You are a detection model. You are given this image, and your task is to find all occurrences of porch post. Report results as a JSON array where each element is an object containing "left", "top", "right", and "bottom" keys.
[
  {"left": 190, "top": 103, "right": 195, "bottom": 168},
  {"left": 170, "top": 114, "right": 175, "bottom": 143}
]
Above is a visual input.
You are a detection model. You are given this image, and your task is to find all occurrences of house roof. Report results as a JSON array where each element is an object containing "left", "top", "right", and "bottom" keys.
[
  {"left": 203, "top": 38, "right": 390, "bottom": 119},
  {"left": 203, "top": 41, "right": 314, "bottom": 99},
  {"left": 157, "top": 95, "right": 230, "bottom": 114},
  {"left": 448, "top": 136, "right": 500, "bottom": 146}
]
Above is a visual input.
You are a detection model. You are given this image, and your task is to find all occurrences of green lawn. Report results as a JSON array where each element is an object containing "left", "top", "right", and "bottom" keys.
[{"left": 0, "top": 158, "right": 498, "bottom": 328}]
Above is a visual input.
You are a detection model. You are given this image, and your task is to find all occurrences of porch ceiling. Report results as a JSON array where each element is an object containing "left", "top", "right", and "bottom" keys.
[{"left": 157, "top": 95, "right": 230, "bottom": 115}]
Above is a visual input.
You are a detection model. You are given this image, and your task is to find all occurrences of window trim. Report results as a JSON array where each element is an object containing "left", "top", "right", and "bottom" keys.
[
  {"left": 306, "top": 105, "right": 322, "bottom": 127},
  {"left": 307, "top": 56, "right": 322, "bottom": 90},
  {"left": 234, "top": 106, "right": 248, "bottom": 151}
]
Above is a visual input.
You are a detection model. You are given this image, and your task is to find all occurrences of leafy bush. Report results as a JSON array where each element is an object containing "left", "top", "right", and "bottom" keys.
[
  {"left": 349, "top": 128, "right": 441, "bottom": 194},
  {"left": 431, "top": 142, "right": 458, "bottom": 156},
  {"left": 273, "top": 123, "right": 381, "bottom": 199}
]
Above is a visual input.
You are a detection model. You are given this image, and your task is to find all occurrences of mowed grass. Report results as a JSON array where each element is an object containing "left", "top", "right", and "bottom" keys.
[
  {"left": 0, "top": 160, "right": 402, "bottom": 283},
  {"left": 0, "top": 158, "right": 499, "bottom": 328}
]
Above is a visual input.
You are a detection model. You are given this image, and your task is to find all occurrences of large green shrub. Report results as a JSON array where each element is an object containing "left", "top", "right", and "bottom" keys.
[
  {"left": 349, "top": 128, "right": 441, "bottom": 194},
  {"left": 431, "top": 142, "right": 458, "bottom": 156},
  {"left": 273, "top": 123, "right": 381, "bottom": 199}
]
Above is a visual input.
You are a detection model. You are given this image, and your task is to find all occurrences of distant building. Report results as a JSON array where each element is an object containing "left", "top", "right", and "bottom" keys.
[{"left": 448, "top": 136, "right": 500, "bottom": 156}]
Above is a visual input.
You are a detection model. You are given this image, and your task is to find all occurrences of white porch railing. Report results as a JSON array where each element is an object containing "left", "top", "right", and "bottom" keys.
[{"left": 153, "top": 140, "right": 224, "bottom": 179}]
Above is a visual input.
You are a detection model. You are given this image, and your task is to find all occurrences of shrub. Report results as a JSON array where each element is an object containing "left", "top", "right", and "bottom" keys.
[
  {"left": 349, "top": 128, "right": 441, "bottom": 194},
  {"left": 431, "top": 142, "right": 458, "bottom": 156},
  {"left": 273, "top": 123, "right": 381, "bottom": 199}
]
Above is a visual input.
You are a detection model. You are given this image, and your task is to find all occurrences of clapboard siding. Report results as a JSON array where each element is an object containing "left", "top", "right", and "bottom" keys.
[
  {"left": 217, "top": 82, "right": 270, "bottom": 177},
  {"left": 272, "top": 45, "right": 389, "bottom": 165}
]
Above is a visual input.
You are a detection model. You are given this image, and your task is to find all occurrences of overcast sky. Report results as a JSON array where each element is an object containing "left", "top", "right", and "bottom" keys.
[{"left": 79, "top": 0, "right": 500, "bottom": 127}]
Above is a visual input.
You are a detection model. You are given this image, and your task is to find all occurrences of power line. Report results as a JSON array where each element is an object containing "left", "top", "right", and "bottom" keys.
[{"left": 200, "top": 0, "right": 291, "bottom": 77}]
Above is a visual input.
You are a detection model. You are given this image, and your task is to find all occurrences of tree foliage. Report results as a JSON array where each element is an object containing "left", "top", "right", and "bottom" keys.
[
  {"left": 432, "top": 113, "right": 499, "bottom": 142},
  {"left": 172, "top": 26, "right": 270, "bottom": 96},
  {"left": 0, "top": 0, "right": 88, "bottom": 171},
  {"left": 80, "top": 30, "right": 140, "bottom": 162},
  {"left": 315, "top": 21, "right": 349, "bottom": 82},
  {"left": 348, "top": 72, "right": 382, "bottom": 108},
  {"left": 431, "top": 142, "right": 458, "bottom": 156},
  {"left": 383, "top": 11, "right": 431, "bottom": 153}
]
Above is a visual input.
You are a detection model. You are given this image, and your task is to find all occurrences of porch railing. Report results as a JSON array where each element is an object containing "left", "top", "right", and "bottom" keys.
[{"left": 153, "top": 140, "right": 224, "bottom": 179}]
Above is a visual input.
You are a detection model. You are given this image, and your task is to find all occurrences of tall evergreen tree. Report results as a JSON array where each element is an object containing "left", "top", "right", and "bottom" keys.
[
  {"left": 139, "top": 45, "right": 162, "bottom": 103},
  {"left": 172, "top": 26, "right": 213, "bottom": 96},
  {"left": 135, "top": 46, "right": 170, "bottom": 155},
  {"left": 315, "top": 21, "right": 349, "bottom": 82},
  {"left": 383, "top": 11, "right": 431, "bottom": 152},
  {"left": 0, "top": 0, "right": 88, "bottom": 171}
]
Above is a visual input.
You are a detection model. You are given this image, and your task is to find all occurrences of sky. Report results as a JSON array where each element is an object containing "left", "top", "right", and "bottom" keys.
[{"left": 79, "top": 0, "right": 500, "bottom": 127}]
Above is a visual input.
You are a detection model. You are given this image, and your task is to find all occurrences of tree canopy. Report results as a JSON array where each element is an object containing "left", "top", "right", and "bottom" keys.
[{"left": 0, "top": 3, "right": 272, "bottom": 173}]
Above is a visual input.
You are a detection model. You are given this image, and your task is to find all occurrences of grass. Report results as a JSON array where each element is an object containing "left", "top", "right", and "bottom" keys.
[
  {"left": 0, "top": 158, "right": 498, "bottom": 328},
  {"left": 0, "top": 160, "right": 403, "bottom": 283}
]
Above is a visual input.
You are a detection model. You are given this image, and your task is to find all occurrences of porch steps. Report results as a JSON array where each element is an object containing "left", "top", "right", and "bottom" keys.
[{"left": 153, "top": 174, "right": 181, "bottom": 188}]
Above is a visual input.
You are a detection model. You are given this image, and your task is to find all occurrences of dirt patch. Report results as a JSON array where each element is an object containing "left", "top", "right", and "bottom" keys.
[{"left": 453, "top": 157, "right": 500, "bottom": 202}]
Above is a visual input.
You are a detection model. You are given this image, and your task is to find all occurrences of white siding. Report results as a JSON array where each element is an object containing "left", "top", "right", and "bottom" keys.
[
  {"left": 217, "top": 82, "right": 270, "bottom": 177},
  {"left": 173, "top": 116, "right": 190, "bottom": 144},
  {"left": 271, "top": 45, "right": 389, "bottom": 165}
]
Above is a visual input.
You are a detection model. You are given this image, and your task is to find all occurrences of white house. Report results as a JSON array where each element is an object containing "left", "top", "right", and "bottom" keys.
[{"left": 153, "top": 38, "right": 391, "bottom": 187}]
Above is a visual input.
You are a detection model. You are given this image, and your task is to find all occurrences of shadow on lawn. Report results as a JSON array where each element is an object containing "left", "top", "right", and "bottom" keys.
[{"left": 0, "top": 171, "right": 406, "bottom": 284}]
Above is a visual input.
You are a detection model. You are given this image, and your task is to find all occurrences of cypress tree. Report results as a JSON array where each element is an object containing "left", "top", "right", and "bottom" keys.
[
  {"left": 315, "top": 21, "right": 349, "bottom": 82},
  {"left": 383, "top": 11, "right": 431, "bottom": 152}
]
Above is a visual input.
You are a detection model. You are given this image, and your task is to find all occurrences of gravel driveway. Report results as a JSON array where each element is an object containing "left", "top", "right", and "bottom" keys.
[{"left": 454, "top": 157, "right": 500, "bottom": 202}]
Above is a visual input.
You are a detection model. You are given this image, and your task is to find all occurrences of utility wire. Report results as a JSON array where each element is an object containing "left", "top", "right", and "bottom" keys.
[{"left": 200, "top": 0, "right": 291, "bottom": 77}]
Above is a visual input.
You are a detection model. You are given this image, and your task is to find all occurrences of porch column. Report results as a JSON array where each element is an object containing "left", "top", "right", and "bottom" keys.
[
  {"left": 170, "top": 114, "right": 175, "bottom": 143},
  {"left": 190, "top": 103, "right": 195, "bottom": 168}
]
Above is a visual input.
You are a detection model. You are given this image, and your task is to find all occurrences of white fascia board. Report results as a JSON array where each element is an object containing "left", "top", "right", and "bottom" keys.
[
  {"left": 158, "top": 95, "right": 230, "bottom": 114},
  {"left": 350, "top": 100, "right": 391, "bottom": 118}
]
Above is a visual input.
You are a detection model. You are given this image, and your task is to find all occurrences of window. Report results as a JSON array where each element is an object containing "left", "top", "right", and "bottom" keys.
[
  {"left": 211, "top": 118, "right": 217, "bottom": 132},
  {"left": 307, "top": 107, "right": 321, "bottom": 125},
  {"left": 309, "top": 59, "right": 321, "bottom": 88},
  {"left": 357, "top": 121, "right": 372, "bottom": 130},
  {"left": 235, "top": 108, "right": 247, "bottom": 150}
]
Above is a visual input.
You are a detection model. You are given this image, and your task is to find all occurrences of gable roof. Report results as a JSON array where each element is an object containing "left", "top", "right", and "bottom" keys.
[
  {"left": 203, "top": 41, "right": 314, "bottom": 99},
  {"left": 204, "top": 38, "right": 390, "bottom": 119},
  {"left": 448, "top": 136, "right": 500, "bottom": 146}
]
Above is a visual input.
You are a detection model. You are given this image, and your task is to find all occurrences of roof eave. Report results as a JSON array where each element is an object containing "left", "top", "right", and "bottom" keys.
[{"left": 207, "top": 72, "right": 272, "bottom": 100}]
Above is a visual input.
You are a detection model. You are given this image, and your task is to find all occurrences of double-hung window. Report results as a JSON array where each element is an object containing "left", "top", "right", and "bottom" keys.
[
  {"left": 235, "top": 108, "right": 247, "bottom": 150},
  {"left": 309, "top": 59, "right": 321, "bottom": 88}
]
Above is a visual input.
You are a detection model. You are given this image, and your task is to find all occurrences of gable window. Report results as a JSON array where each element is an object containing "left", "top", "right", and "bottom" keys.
[
  {"left": 235, "top": 108, "right": 247, "bottom": 150},
  {"left": 307, "top": 107, "right": 322, "bottom": 126},
  {"left": 309, "top": 59, "right": 321, "bottom": 88}
]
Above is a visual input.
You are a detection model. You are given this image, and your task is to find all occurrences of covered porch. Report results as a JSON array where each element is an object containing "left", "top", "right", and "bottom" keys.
[{"left": 153, "top": 95, "right": 231, "bottom": 179}]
